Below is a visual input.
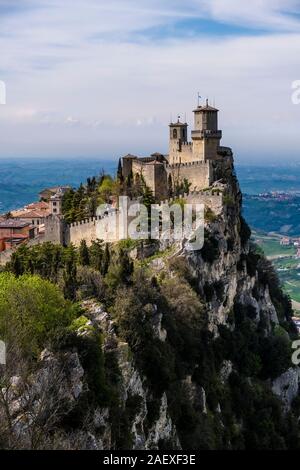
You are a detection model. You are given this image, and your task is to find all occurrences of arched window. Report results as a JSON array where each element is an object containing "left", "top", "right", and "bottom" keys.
[{"left": 173, "top": 129, "right": 178, "bottom": 139}]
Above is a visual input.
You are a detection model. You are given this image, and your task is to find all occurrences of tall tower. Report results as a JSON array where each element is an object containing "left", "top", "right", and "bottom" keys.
[
  {"left": 169, "top": 117, "right": 188, "bottom": 164},
  {"left": 192, "top": 99, "right": 222, "bottom": 160},
  {"left": 50, "top": 189, "right": 63, "bottom": 215}
]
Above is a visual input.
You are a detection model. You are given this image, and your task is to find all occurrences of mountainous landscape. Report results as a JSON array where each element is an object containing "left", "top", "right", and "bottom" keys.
[
  {"left": 1, "top": 0, "right": 300, "bottom": 457},
  {"left": 0, "top": 157, "right": 299, "bottom": 450}
]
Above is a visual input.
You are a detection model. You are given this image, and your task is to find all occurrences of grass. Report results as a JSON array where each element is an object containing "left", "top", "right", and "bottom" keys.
[
  {"left": 252, "top": 234, "right": 296, "bottom": 258},
  {"left": 253, "top": 231, "right": 300, "bottom": 306}
]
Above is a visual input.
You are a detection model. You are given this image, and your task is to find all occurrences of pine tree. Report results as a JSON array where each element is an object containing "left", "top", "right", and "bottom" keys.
[
  {"left": 79, "top": 239, "right": 90, "bottom": 266},
  {"left": 101, "top": 243, "right": 110, "bottom": 276},
  {"left": 10, "top": 252, "right": 23, "bottom": 277},
  {"left": 142, "top": 185, "right": 155, "bottom": 210},
  {"left": 63, "top": 245, "right": 77, "bottom": 300},
  {"left": 119, "top": 248, "right": 134, "bottom": 284},
  {"left": 89, "top": 239, "right": 103, "bottom": 272},
  {"left": 117, "top": 158, "right": 124, "bottom": 184}
]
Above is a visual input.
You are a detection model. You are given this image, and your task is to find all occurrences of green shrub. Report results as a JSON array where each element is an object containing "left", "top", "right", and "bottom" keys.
[{"left": 0, "top": 273, "right": 77, "bottom": 358}]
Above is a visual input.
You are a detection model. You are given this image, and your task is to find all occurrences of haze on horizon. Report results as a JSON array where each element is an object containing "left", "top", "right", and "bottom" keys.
[{"left": 0, "top": 0, "right": 300, "bottom": 163}]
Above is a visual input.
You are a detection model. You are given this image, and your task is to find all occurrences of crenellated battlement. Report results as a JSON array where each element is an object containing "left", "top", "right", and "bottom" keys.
[
  {"left": 181, "top": 142, "right": 192, "bottom": 147},
  {"left": 69, "top": 211, "right": 118, "bottom": 228},
  {"left": 161, "top": 188, "right": 223, "bottom": 205},
  {"left": 166, "top": 159, "right": 209, "bottom": 169}
]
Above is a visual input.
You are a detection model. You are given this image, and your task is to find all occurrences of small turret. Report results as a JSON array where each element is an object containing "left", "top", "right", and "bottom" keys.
[{"left": 169, "top": 117, "right": 188, "bottom": 163}]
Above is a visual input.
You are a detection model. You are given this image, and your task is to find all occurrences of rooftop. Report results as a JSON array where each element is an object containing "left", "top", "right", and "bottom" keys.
[
  {"left": 0, "top": 219, "right": 31, "bottom": 229},
  {"left": 13, "top": 209, "right": 50, "bottom": 219},
  {"left": 193, "top": 103, "right": 219, "bottom": 113},
  {"left": 193, "top": 98, "right": 219, "bottom": 112}
]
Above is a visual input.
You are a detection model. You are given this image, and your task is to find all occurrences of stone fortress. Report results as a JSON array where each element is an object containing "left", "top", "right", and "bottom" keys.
[
  {"left": 44, "top": 99, "right": 233, "bottom": 247},
  {"left": 121, "top": 99, "right": 233, "bottom": 199}
]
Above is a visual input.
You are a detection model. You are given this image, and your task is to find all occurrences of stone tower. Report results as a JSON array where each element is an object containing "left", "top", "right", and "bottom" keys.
[
  {"left": 49, "top": 188, "right": 63, "bottom": 215},
  {"left": 169, "top": 118, "right": 188, "bottom": 164},
  {"left": 192, "top": 99, "right": 222, "bottom": 160},
  {"left": 45, "top": 188, "right": 69, "bottom": 245}
]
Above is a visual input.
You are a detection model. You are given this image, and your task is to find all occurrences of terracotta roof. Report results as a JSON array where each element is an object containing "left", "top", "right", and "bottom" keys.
[
  {"left": 15, "top": 209, "right": 49, "bottom": 218},
  {"left": 0, "top": 219, "right": 31, "bottom": 229},
  {"left": 26, "top": 201, "right": 49, "bottom": 211}
]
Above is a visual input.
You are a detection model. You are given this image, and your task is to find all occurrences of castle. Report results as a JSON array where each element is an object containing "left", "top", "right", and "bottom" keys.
[
  {"left": 42, "top": 100, "right": 233, "bottom": 247},
  {"left": 121, "top": 99, "right": 233, "bottom": 199}
]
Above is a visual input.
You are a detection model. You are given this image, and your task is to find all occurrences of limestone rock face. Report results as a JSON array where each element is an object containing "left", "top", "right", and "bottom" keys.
[
  {"left": 272, "top": 368, "right": 300, "bottom": 411},
  {"left": 2, "top": 161, "right": 299, "bottom": 450}
]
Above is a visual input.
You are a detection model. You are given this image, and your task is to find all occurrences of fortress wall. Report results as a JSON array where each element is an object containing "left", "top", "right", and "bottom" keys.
[
  {"left": 169, "top": 142, "right": 193, "bottom": 164},
  {"left": 69, "top": 217, "right": 98, "bottom": 246},
  {"left": 167, "top": 160, "right": 212, "bottom": 191},
  {"left": 192, "top": 140, "right": 205, "bottom": 161},
  {"left": 122, "top": 157, "right": 134, "bottom": 179},
  {"left": 203, "top": 139, "right": 219, "bottom": 160},
  {"left": 131, "top": 160, "right": 168, "bottom": 199},
  {"left": 162, "top": 189, "right": 223, "bottom": 215},
  {"left": 186, "top": 191, "right": 223, "bottom": 215},
  {"left": 69, "top": 212, "right": 124, "bottom": 246},
  {"left": 154, "top": 163, "right": 168, "bottom": 199},
  {"left": 44, "top": 215, "right": 67, "bottom": 245}
]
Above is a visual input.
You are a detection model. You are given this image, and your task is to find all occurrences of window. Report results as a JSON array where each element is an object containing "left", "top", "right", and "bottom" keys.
[{"left": 173, "top": 129, "right": 177, "bottom": 139}]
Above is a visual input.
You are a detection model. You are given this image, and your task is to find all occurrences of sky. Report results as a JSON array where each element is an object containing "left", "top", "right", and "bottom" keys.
[{"left": 0, "top": 0, "right": 300, "bottom": 162}]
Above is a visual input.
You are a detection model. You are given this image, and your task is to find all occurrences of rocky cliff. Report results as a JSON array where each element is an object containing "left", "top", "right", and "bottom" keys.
[{"left": 1, "top": 160, "right": 300, "bottom": 450}]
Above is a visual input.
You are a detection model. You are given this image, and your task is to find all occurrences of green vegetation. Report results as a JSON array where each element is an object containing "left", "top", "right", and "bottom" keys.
[
  {"left": 1, "top": 168, "right": 299, "bottom": 449},
  {"left": 252, "top": 231, "right": 300, "bottom": 309},
  {"left": 0, "top": 273, "right": 77, "bottom": 358},
  {"left": 62, "top": 173, "right": 121, "bottom": 223}
]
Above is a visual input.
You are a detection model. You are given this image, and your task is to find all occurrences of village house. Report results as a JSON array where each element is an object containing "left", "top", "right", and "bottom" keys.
[
  {"left": 11, "top": 201, "right": 51, "bottom": 234},
  {"left": 0, "top": 219, "right": 35, "bottom": 252},
  {"left": 39, "top": 186, "right": 70, "bottom": 201}
]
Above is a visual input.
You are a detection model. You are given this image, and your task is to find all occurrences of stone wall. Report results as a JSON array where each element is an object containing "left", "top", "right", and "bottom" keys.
[
  {"left": 169, "top": 142, "right": 194, "bottom": 164},
  {"left": 69, "top": 212, "right": 121, "bottom": 246},
  {"left": 161, "top": 189, "right": 223, "bottom": 216},
  {"left": 0, "top": 248, "right": 13, "bottom": 266},
  {"left": 167, "top": 160, "right": 212, "bottom": 191},
  {"left": 44, "top": 215, "right": 68, "bottom": 245}
]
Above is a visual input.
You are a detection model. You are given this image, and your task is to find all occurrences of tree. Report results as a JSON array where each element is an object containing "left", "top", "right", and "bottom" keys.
[
  {"left": 89, "top": 239, "right": 104, "bottom": 272},
  {"left": 63, "top": 245, "right": 77, "bottom": 300},
  {"left": 98, "top": 176, "right": 116, "bottom": 203},
  {"left": 0, "top": 273, "right": 76, "bottom": 358},
  {"left": 168, "top": 174, "right": 173, "bottom": 198},
  {"left": 101, "top": 243, "right": 110, "bottom": 276},
  {"left": 105, "top": 248, "right": 134, "bottom": 291},
  {"left": 10, "top": 251, "right": 24, "bottom": 277},
  {"left": 117, "top": 158, "right": 124, "bottom": 184},
  {"left": 79, "top": 240, "right": 90, "bottom": 266}
]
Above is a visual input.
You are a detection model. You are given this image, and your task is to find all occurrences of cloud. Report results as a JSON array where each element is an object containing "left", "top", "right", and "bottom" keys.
[
  {"left": 0, "top": 1, "right": 300, "bottom": 161},
  {"left": 201, "top": 0, "right": 300, "bottom": 31}
]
